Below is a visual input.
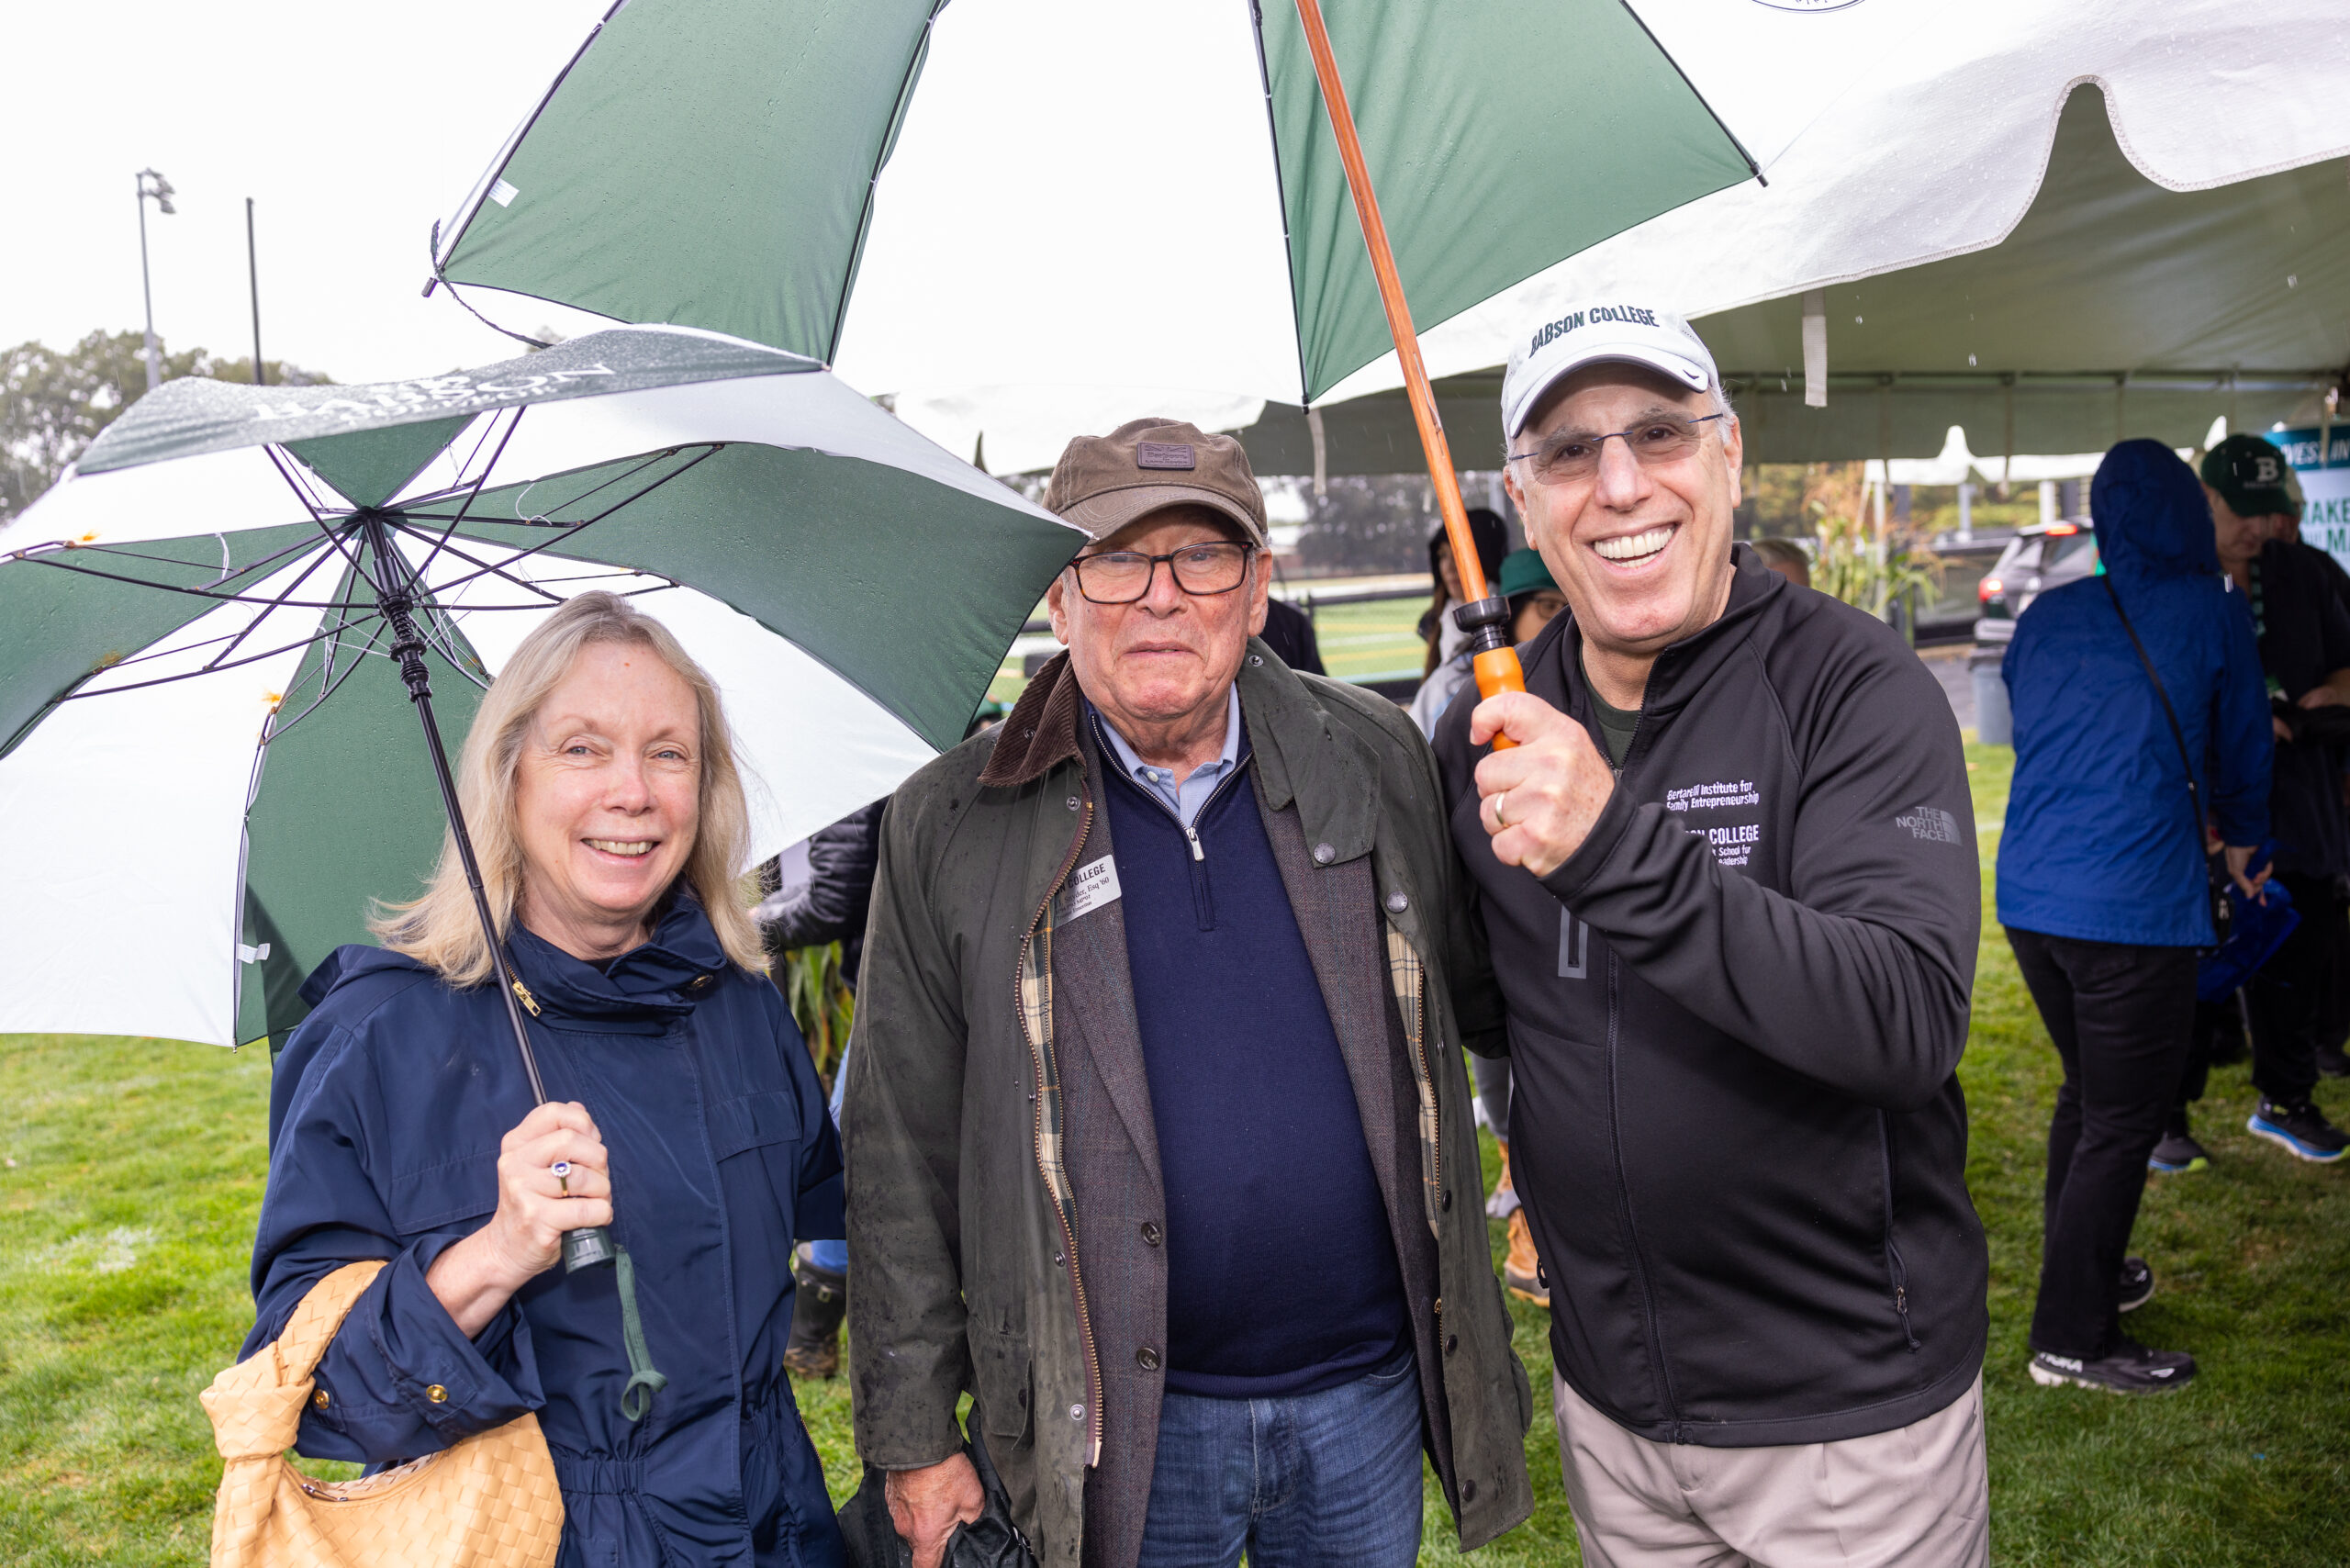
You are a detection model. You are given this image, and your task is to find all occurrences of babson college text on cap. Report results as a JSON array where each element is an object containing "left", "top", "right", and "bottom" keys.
[{"left": 1530, "top": 305, "right": 1663, "bottom": 354}]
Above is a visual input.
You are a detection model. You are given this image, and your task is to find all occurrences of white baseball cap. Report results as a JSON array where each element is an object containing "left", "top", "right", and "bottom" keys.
[{"left": 1501, "top": 301, "right": 1720, "bottom": 440}]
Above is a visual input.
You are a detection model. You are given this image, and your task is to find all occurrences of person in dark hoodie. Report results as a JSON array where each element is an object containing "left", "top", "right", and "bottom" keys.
[
  {"left": 1438, "top": 301, "right": 1989, "bottom": 1565},
  {"left": 1998, "top": 441, "right": 2272, "bottom": 1394},
  {"left": 2206, "top": 433, "right": 2350, "bottom": 1161}
]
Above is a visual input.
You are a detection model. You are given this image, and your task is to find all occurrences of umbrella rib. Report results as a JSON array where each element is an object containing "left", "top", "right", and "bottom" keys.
[
  {"left": 396, "top": 443, "right": 694, "bottom": 525},
  {"left": 410, "top": 599, "right": 495, "bottom": 692},
  {"left": 202, "top": 536, "right": 352, "bottom": 673},
  {"left": 275, "top": 576, "right": 377, "bottom": 734},
  {"left": 404, "top": 405, "right": 531, "bottom": 588},
  {"left": 387, "top": 522, "right": 572, "bottom": 608},
  {"left": 552, "top": 442, "right": 724, "bottom": 531},
  {"left": 84, "top": 607, "right": 361, "bottom": 682},
  {"left": 392, "top": 444, "right": 722, "bottom": 603},
  {"left": 384, "top": 527, "right": 693, "bottom": 639},
  {"left": 44, "top": 533, "right": 318, "bottom": 578},
  {"left": 55, "top": 606, "right": 380, "bottom": 702},
  {"left": 502, "top": 443, "right": 715, "bottom": 526},
  {"left": 263, "top": 610, "right": 387, "bottom": 740},
  {"left": 365, "top": 524, "right": 497, "bottom": 692},
  {"left": 5, "top": 552, "right": 367, "bottom": 610},
  {"left": 260, "top": 446, "right": 398, "bottom": 616},
  {"left": 263, "top": 445, "right": 346, "bottom": 524}
]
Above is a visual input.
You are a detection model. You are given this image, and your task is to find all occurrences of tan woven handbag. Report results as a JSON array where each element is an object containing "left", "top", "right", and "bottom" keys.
[{"left": 200, "top": 1260, "right": 565, "bottom": 1568}]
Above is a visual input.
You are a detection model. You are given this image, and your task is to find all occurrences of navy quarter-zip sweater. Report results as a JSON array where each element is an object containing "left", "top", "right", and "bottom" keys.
[{"left": 1101, "top": 745, "right": 1407, "bottom": 1398}]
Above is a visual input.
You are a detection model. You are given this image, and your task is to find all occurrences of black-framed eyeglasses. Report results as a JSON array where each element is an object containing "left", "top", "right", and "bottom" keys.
[
  {"left": 1505, "top": 411, "right": 1726, "bottom": 486},
  {"left": 1069, "top": 541, "right": 1255, "bottom": 604}
]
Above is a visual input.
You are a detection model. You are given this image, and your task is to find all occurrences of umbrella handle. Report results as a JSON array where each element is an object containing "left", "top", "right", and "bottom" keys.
[
  {"left": 360, "top": 516, "right": 616, "bottom": 1273},
  {"left": 1292, "top": 0, "right": 1524, "bottom": 745}
]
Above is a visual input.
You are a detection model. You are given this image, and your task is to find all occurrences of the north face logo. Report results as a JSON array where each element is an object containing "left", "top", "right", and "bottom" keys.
[{"left": 1897, "top": 804, "right": 1961, "bottom": 845}]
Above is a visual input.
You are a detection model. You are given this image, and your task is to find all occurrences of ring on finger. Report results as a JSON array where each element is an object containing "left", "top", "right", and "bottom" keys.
[{"left": 551, "top": 1159, "right": 572, "bottom": 1196}]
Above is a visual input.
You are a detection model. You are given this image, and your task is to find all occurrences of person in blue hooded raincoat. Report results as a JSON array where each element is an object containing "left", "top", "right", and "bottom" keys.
[
  {"left": 1997, "top": 440, "right": 2271, "bottom": 1396},
  {"left": 246, "top": 591, "right": 845, "bottom": 1568}
]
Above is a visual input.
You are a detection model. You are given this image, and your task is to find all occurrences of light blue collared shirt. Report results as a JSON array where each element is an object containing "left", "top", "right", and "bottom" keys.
[{"left": 1091, "top": 688, "right": 1245, "bottom": 830}]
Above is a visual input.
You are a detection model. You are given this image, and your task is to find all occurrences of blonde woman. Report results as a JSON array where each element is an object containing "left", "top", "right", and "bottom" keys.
[{"left": 245, "top": 592, "right": 845, "bottom": 1568}]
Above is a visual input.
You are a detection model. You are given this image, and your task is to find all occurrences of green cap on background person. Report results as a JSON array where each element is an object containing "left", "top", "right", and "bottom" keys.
[
  {"left": 1496, "top": 547, "right": 1557, "bottom": 605},
  {"left": 2201, "top": 434, "right": 2300, "bottom": 521}
]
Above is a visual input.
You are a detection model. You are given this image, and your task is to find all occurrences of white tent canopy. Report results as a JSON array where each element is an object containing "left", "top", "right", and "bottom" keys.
[{"left": 846, "top": 0, "right": 2350, "bottom": 475}]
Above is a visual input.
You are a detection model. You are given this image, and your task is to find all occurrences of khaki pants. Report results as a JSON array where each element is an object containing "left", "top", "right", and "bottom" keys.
[{"left": 1552, "top": 1372, "right": 1989, "bottom": 1568}]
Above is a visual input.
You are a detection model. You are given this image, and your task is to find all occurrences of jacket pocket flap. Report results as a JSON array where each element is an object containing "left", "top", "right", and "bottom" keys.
[
  {"left": 966, "top": 1322, "right": 1032, "bottom": 1441},
  {"left": 383, "top": 1152, "right": 498, "bottom": 1235},
  {"left": 708, "top": 1089, "right": 803, "bottom": 1162}
]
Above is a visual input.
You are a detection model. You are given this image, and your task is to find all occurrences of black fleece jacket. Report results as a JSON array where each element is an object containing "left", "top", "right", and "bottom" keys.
[
  {"left": 756, "top": 799, "right": 885, "bottom": 985},
  {"left": 1435, "top": 546, "right": 1987, "bottom": 1447}
]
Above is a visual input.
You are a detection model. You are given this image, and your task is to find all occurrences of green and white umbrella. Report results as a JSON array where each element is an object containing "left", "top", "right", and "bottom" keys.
[
  {"left": 425, "top": 0, "right": 1756, "bottom": 425},
  {"left": 0, "top": 325, "right": 1080, "bottom": 1051}
]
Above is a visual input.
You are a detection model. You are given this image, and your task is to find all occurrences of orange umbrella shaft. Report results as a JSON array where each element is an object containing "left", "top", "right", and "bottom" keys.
[{"left": 1291, "top": 0, "right": 1526, "bottom": 722}]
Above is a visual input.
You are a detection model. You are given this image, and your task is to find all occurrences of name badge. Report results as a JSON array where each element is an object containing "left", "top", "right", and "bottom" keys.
[{"left": 1058, "top": 855, "right": 1123, "bottom": 923}]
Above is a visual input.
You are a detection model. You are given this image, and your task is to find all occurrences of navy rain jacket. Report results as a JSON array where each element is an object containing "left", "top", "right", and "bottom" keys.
[
  {"left": 1998, "top": 440, "right": 2271, "bottom": 946},
  {"left": 246, "top": 889, "right": 845, "bottom": 1568}
]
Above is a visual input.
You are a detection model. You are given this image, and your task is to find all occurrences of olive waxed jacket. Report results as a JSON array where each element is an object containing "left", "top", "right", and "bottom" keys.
[{"left": 845, "top": 644, "right": 1532, "bottom": 1568}]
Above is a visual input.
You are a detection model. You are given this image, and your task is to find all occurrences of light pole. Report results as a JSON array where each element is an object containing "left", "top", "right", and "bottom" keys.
[
  {"left": 134, "top": 169, "right": 175, "bottom": 392},
  {"left": 246, "top": 197, "right": 264, "bottom": 385}
]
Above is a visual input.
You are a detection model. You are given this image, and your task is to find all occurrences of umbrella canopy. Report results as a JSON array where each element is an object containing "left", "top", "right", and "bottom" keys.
[
  {"left": 1267, "top": 0, "right": 2350, "bottom": 472},
  {"left": 0, "top": 325, "right": 1079, "bottom": 1049},
  {"left": 425, "top": 0, "right": 1755, "bottom": 417}
]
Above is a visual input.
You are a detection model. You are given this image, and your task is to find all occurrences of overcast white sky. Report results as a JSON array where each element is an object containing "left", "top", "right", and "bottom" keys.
[
  {"left": 0, "top": 0, "right": 612, "bottom": 383},
  {"left": 0, "top": 0, "right": 1936, "bottom": 394}
]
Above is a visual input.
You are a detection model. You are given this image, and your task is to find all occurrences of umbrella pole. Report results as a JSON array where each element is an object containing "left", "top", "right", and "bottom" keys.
[
  {"left": 1291, "top": 0, "right": 1525, "bottom": 739},
  {"left": 358, "top": 515, "right": 615, "bottom": 1274}
]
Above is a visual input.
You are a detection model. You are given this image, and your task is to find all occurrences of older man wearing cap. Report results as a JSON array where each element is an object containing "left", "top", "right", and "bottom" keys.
[
  {"left": 1430, "top": 306, "right": 1991, "bottom": 1565},
  {"left": 845, "top": 418, "right": 1531, "bottom": 1568}
]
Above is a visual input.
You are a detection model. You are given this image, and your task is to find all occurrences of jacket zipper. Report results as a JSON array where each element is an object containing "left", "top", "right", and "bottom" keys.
[
  {"left": 1877, "top": 1113, "right": 1921, "bottom": 1351},
  {"left": 1013, "top": 790, "right": 1104, "bottom": 1464},
  {"left": 1404, "top": 935, "right": 1441, "bottom": 1238},
  {"left": 1606, "top": 951, "right": 1684, "bottom": 1437},
  {"left": 1115, "top": 740, "right": 1251, "bottom": 863}
]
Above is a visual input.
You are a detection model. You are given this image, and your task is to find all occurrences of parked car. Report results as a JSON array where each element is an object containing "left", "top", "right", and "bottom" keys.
[{"left": 1974, "top": 521, "right": 2099, "bottom": 646}]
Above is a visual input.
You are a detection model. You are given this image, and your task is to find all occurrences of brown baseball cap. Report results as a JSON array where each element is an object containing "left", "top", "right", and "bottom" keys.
[{"left": 1043, "top": 418, "right": 1269, "bottom": 548}]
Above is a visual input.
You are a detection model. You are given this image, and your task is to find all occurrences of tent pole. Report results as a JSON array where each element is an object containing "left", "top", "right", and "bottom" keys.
[
  {"left": 358, "top": 513, "right": 614, "bottom": 1274},
  {"left": 1292, "top": 0, "right": 1524, "bottom": 737}
]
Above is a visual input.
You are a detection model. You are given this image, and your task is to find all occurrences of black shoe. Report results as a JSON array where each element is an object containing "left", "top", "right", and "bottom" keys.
[
  {"left": 2318, "top": 1044, "right": 2350, "bottom": 1079},
  {"left": 2030, "top": 1337, "right": 2196, "bottom": 1394},
  {"left": 2247, "top": 1098, "right": 2349, "bottom": 1163},
  {"left": 785, "top": 1249, "right": 848, "bottom": 1379},
  {"left": 2117, "top": 1256, "right": 2154, "bottom": 1313},
  {"left": 2149, "top": 1130, "right": 2210, "bottom": 1173}
]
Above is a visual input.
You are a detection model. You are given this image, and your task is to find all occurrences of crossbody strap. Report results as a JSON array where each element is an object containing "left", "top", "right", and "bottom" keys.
[{"left": 2102, "top": 577, "right": 2214, "bottom": 849}]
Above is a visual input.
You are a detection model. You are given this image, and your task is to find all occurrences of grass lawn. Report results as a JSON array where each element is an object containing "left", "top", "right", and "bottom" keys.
[{"left": 3, "top": 742, "right": 2346, "bottom": 1563}]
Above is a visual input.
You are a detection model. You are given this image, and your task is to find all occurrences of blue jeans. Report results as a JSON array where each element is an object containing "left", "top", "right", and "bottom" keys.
[{"left": 1135, "top": 1349, "right": 1424, "bottom": 1568}]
